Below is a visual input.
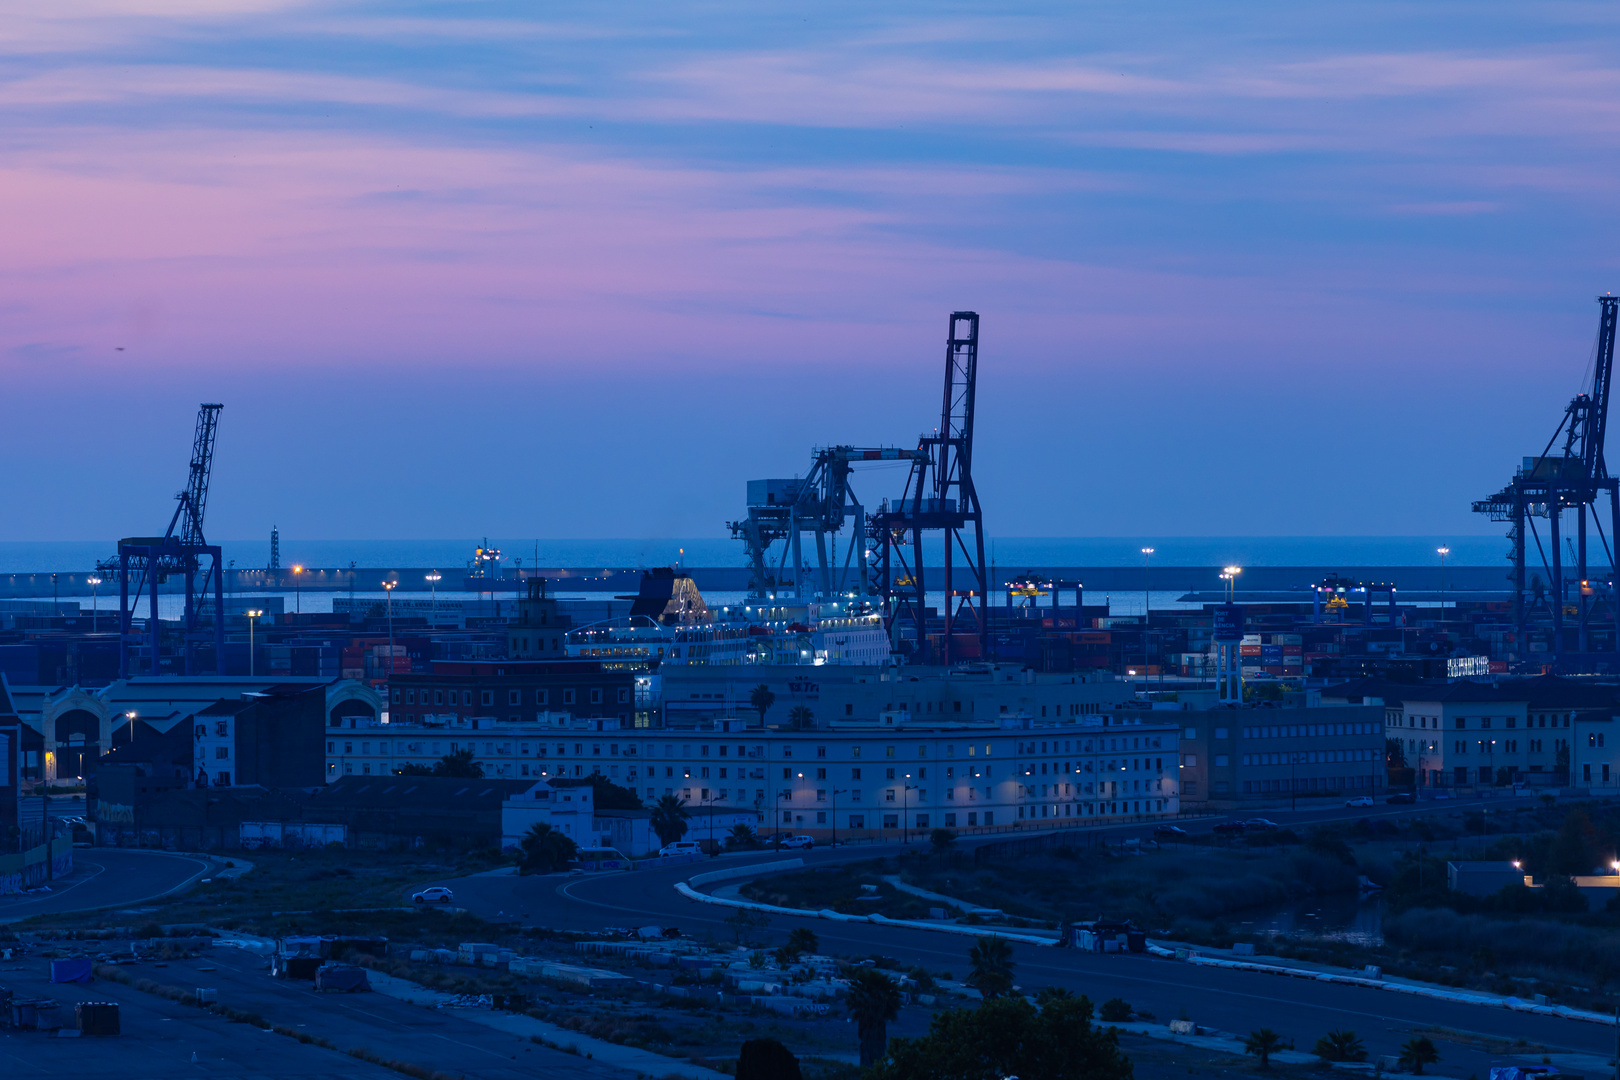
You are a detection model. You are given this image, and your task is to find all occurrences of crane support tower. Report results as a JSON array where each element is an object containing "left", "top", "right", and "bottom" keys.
[
  {"left": 868, "top": 311, "right": 989, "bottom": 665},
  {"left": 103, "top": 404, "right": 227, "bottom": 677},
  {"left": 1473, "top": 296, "right": 1620, "bottom": 663}
]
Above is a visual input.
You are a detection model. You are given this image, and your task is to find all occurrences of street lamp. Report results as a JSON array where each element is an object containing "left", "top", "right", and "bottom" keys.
[
  {"left": 426, "top": 571, "right": 442, "bottom": 622},
  {"left": 292, "top": 564, "right": 304, "bottom": 614},
  {"left": 1437, "top": 547, "right": 1450, "bottom": 615},
  {"left": 125, "top": 710, "right": 138, "bottom": 747},
  {"left": 1141, "top": 548, "right": 1154, "bottom": 624},
  {"left": 382, "top": 580, "right": 398, "bottom": 683},
  {"left": 833, "top": 789, "right": 847, "bottom": 848},
  {"left": 87, "top": 575, "right": 101, "bottom": 633},
  {"left": 245, "top": 609, "right": 263, "bottom": 677},
  {"left": 1223, "top": 566, "right": 1242, "bottom": 602},
  {"left": 903, "top": 774, "right": 917, "bottom": 844}
]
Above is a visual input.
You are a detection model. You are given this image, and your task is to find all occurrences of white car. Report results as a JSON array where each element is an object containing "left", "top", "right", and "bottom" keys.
[
  {"left": 1345, "top": 796, "right": 1374, "bottom": 808},
  {"left": 412, "top": 887, "right": 454, "bottom": 904},
  {"left": 779, "top": 835, "right": 815, "bottom": 850},
  {"left": 659, "top": 841, "right": 703, "bottom": 857}
]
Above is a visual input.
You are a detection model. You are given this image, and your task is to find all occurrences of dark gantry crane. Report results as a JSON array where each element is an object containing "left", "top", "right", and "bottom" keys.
[
  {"left": 868, "top": 312, "right": 989, "bottom": 664},
  {"left": 728, "top": 445, "right": 926, "bottom": 600},
  {"left": 1473, "top": 296, "right": 1620, "bottom": 661},
  {"left": 103, "top": 404, "right": 226, "bottom": 677}
]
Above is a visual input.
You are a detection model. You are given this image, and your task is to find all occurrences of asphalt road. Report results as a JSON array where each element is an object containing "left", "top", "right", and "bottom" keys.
[
  {"left": 0, "top": 849, "right": 214, "bottom": 924},
  {"left": 422, "top": 795, "right": 1608, "bottom": 1078}
]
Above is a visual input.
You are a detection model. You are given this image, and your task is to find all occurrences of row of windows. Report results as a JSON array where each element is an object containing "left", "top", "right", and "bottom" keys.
[
  {"left": 1238, "top": 723, "right": 1375, "bottom": 739},
  {"left": 389, "top": 686, "right": 628, "bottom": 708},
  {"left": 1237, "top": 749, "right": 1376, "bottom": 766},
  {"left": 1394, "top": 714, "right": 1572, "bottom": 731}
]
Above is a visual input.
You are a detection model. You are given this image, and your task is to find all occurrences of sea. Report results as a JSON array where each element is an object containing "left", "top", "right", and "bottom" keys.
[{"left": 0, "top": 536, "right": 1507, "bottom": 575}]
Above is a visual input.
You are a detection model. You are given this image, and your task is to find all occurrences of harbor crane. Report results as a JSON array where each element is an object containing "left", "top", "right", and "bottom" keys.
[
  {"left": 102, "top": 403, "right": 227, "bottom": 677},
  {"left": 867, "top": 311, "right": 989, "bottom": 665},
  {"left": 728, "top": 445, "right": 925, "bottom": 600},
  {"left": 1472, "top": 296, "right": 1620, "bottom": 661}
]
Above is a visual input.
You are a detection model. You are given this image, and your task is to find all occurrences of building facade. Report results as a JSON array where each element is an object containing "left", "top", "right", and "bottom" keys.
[
  {"left": 1176, "top": 705, "right": 1386, "bottom": 808},
  {"left": 382, "top": 661, "right": 634, "bottom": 728}
]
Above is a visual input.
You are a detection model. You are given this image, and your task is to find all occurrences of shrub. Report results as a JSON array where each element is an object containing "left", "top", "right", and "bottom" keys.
[{"left": 1098, "top": 997, "right": 1132, "bottom": 1022}]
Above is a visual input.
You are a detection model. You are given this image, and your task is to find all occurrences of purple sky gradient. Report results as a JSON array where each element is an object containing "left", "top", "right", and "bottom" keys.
[{"left": 3, "top": 2, "right": 1620, "bottom": 544}]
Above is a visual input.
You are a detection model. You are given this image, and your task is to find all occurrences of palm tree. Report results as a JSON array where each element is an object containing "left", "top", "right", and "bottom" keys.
[
  {"left": 727, "top": 823, "right": 758, "bottom": 849},
  {"left": 845, "top": 968, "right": 901, "bottom": 1068},
  {"left": 1398, "top": 1036, "right": 1439, "bottom": 1075},
  {"left": 1035, "top": 986, "right": 1074, "bottom": 1006},
  {"left": 966, "top": 936, "right": 1015, "bottom": 998},
  {"left": 786, "top": 927, "right": 819, "bottom": 958},
  {"left": 430, "top": 748, "right": 483, "bottom": 778},
  {"left": 1312, "top": 1030, "right": 1366, "bottom": 1062},
  {"left": 518, "top": 823, "right": 577, "bottom": 874},
  {"left": 1244, "top": 1029, "right": 1291, "bottom": 1070},
  {"left": 750, "top": 684, "right": 776, "bottom": 725},
  {"left": 788, "top": 705, "right": 814, "bottom": 730},
  {"left": 650, "top": 793, "right": 691, "bottom": 846}
]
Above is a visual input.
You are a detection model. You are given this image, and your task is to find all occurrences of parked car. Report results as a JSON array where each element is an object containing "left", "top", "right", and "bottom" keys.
[
  {"left": 1153, "top": 824, "right": 1188, "bottom": 838},
  {"left": 779, "top": 835, "right": 815, "bottom": 850},
  {"left": 1212, "top": 822, "right": 1246, "bottom": 835},
  {"left": 1345, "top": 796, "right": 1374, "bottom": 808},
  {"left": 411, "top": 887, "right": 454, "bottom": 904},
  {"left": 1243, "top": 818, "right": 1280, "bottom": 830},
  {"left": 658, "top": 841, "right": 703, "bottom": 858},
  {"left": 1386, "top": 792, "right": 1415, "bottom": 804}
]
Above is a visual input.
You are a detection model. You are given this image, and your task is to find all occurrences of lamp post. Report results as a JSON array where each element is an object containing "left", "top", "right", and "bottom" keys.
[
  {"left": 426, "top": 571, "right": 441, "bottom": 622},
  {"left": 1437, "top": 546, "right": 1450, "bottom": 616},
  {"left": 87, "top": 575, "right": 101, "bottom": 633},
  {"left": 383, "top": 580, "right": 398, "bottom": 683},
  {"left": 1141, "top": 547, "right": 1154, "bottom": 624},
  {"left": 292, "top": 564, "right": 304, "bottom": 614},
  {"left": 775, "top": 789, "right": 792, "bottom": 849},
  {"left": 833, "top": 788, "right": 847, "bottom": 848},
  {"left": 903, "top": 775, "right": 917, "bottom": 844},
  {"left": 1223, "top": 566, "right": 1242, "bottom": 602},
  {"left": 245, "top": 609, "right": 263, "bottom": 677}
]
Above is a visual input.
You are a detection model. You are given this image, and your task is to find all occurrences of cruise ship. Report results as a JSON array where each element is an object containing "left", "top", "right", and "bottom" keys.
[{"left": 564, "top": 568, "right": 891, "bottom": 669}]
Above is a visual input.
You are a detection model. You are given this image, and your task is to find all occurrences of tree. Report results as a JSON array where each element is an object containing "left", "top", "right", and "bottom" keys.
[
  {"left": 1398, "top": 1036, "right": 1439, "bottom": 1075},
  {"left": 736, "top": 1038, "right": 802, "bottom": 1080},
  {"left": 580, "top": 774, "right": 642, "bottom": 809},
  {"left": 1312, "top": 1030, "right": 1366, "bottom": 1063},
  {"left": 1035, "top": 986, "right": 1074, "bottom": 1006},
  {"left": 518, "top": 823, "right": 577, "bottom": 874},
  {"left": 929, "top": 828, "right": 957, "bottom": 856},
  {"left": 788, "top": 705, "right": 814, "bottom": 730},
  {"left": 395, "top": 762, "right": 433, "bottom": 776},
  {"left": 1556, "top": 742, "right": 1572, "bottom": 777},
  {"left": 727, "top": 823, "right": 758, "bottom": 849},
  {"left": 846, "top": 968, "right": 903, "bottom": 1068},
  {"left": 965, "top": 936, "right": 1015, "bottom": 999},
  {"left": 725, "top": 907, "right": 771, "bottom": 945},
  {"left": 1244, "top": 1028, "right": 1291, "bottom": 1070},
  {"left": 649, "top": 793, "right": 691, "bottom": 846},
  {"left": 750, "top": 684, "right": 776, "bottom": 725},
  {"left": 871, "top": 994, "right": 1132, "bottom": 1080},
  {"left": 785, "top": 927, "right": 819, "bottom": 958},
  {"left": 1098, "top": 997, "right": 1132, "bottom": 1022},
  {"left": 430, "top": 749, "right": 483, "bottom": 778},
  {"left": 1385, "top": 739, "right": 1408, "bottom": 771}
]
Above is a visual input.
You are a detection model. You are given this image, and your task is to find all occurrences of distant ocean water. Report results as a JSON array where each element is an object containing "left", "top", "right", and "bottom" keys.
[{"left": 0, "top": 536, "right": 1509, "bottom": 573}]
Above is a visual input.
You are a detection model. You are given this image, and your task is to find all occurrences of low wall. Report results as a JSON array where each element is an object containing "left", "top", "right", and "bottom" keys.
[{"left": 0, "top": 837, "right": 72, "bottom": 895}]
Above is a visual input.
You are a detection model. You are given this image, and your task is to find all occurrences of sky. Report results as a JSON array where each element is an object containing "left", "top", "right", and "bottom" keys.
[{"left": 3, "top": 1, "right": 1620, "bottom": 546}]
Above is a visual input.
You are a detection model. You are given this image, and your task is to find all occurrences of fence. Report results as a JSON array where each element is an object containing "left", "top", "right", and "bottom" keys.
[{"left": 0, "top": 836, "right": 72, "bottom": 894}]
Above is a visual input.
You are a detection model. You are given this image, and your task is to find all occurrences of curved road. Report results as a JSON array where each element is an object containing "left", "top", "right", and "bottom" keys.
[
  {"left": 0, "top": 849, "right": 214, "bottom": 924},
  {"left": 426, "top": 799, "right": 1606, "bottom": 1078}
]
